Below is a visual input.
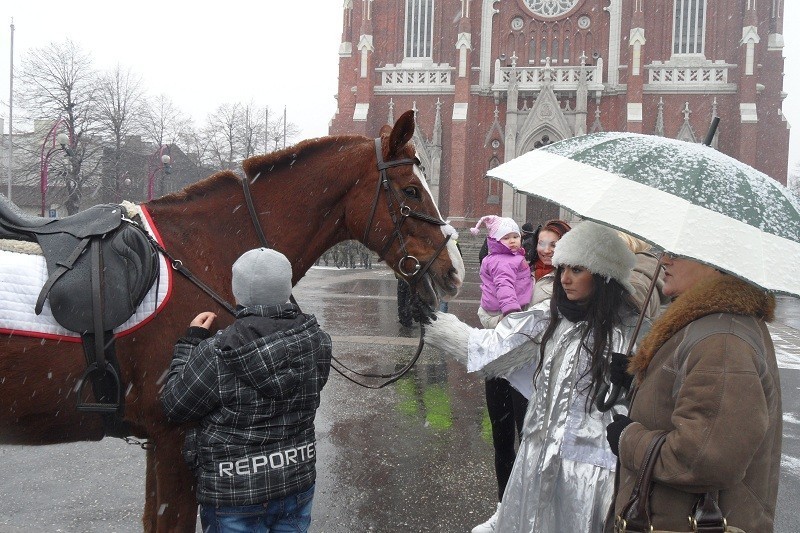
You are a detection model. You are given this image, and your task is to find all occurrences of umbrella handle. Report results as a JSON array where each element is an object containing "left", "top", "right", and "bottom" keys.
[
  {"left": 596, "top": 253, "right": 666, "bottom": 413},
  {"left": 596, "top": 382, "right": 622, "bottom": 412}
]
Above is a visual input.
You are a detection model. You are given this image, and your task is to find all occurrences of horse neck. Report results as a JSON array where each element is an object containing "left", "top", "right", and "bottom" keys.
[{"left": 146, "top": 144, "right": 369, "bottom": 284}]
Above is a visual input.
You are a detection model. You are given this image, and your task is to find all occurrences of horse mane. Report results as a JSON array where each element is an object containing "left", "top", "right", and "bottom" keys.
[
  {"left": 151, "top": 170, "right": 241, "bottom": 204},
  {"left": 151, "top": 135, "right": 366, "bottom": 205},
  {"left": 241, "top": 134, "right": 363, "bottom": 178}
]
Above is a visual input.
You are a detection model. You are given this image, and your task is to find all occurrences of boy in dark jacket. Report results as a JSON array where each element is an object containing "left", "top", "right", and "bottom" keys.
[{"left": 161, "top": 248, "right": 332, "bottom": 533}]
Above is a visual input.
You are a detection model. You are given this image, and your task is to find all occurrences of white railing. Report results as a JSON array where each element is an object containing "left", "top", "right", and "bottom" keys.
[
  {"left": 645, "top": 60, "right": 736, "bottom": 91},
  {"left": 491, "top": 61, "right": 604, "bottom": 92},
  {"left": 376, "top": 64, "right": 455, "bottom": 92}
]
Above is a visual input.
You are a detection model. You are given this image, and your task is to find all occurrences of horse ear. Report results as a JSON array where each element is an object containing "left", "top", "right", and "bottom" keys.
[
  {"left": 379, "top": 124, "right": 392, "bottom": 137},
  {"left": 387, "top": 110, "right": 416, "bottom": 158}
]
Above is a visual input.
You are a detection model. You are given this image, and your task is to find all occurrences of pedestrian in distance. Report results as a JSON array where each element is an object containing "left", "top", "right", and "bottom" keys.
[
  {"left": 605, "top": 253, "right": 781, "bottom": 532},
  {"left": 467, "top": 215, "right": 533, "bottom": 533},
  {"left": 160, "top": 248, "right": 332, "bottom": 533},
  {"left": 520, "top": 222, "right": 537, "bottom": 265},
  {"left": 396, "top": 273, "right": 416, "bottom": 327},
  {"left": 426, "top": 221, "right": 645, "bottom": 532}
]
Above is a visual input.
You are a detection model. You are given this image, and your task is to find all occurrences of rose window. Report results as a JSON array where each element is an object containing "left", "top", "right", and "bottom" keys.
[{"left": 524, "top": 0, "right": 580, "bottom": 17}]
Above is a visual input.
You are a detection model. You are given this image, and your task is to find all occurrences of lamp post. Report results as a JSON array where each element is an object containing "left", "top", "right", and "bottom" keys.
[
  {"left": 146, "top": 145, "right": 171, "bottom": 201},
  {"left": 39, "top": 118, "right": 73, "bottom": 217}
]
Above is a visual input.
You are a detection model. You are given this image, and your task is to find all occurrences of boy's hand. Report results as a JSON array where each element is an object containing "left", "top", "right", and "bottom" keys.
[{"left": 190, "top": 312, "right": 217, "bottom": 330}]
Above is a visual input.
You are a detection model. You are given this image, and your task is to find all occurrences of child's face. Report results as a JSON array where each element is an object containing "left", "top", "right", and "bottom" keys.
[{"left": 500, "top": 232, "right": 521, "bottom": 252}]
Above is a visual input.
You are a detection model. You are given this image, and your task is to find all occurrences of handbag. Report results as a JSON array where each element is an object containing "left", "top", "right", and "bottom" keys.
[{"left": 614, "top": 431, "right": 744, "bottom": 533}]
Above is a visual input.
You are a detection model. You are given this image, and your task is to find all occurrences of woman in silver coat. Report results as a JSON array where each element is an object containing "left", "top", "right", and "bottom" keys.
[{"left": 426, "top": 222, "right": 646, "bottom": 532}]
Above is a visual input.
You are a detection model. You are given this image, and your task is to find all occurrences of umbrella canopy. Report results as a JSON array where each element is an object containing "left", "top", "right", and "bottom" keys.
[{"left": 487, "top": 131, "right": 800, "bottom": 297}]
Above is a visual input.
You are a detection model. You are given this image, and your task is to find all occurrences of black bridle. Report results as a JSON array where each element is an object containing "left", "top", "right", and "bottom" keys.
[
  {"left": 157, "top": 137, "right": 453, "bottom": 389},
  {"left": 363, "top": 137, "right": 450, "bottom": 284}
]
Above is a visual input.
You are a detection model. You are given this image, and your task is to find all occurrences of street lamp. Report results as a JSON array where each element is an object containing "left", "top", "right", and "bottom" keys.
[
  {"left": 39, "top": 118, "right": 73, "bottom": 217},
  {"left": 146, "top": 145, "right": 172, "bottom": 201}
]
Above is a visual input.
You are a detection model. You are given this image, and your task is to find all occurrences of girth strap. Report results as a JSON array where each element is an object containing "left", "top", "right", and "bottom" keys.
[{"left": 91, "top": 239, "right": 106, "bottom": 367}]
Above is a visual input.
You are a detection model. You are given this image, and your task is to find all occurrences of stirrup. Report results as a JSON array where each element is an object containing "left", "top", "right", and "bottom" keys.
[{"left": 76, "top": 361, "right": 122, "bottom": 413}]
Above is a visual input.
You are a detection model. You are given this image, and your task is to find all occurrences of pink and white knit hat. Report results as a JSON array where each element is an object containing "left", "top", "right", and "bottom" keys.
[{"left": 470, "top": 215, "right": 520, "bottom": 241}]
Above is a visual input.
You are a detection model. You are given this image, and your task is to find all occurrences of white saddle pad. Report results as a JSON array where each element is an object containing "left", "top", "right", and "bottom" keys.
[{"left": 0, "top": 205, "right": 171, "bottom": 342}]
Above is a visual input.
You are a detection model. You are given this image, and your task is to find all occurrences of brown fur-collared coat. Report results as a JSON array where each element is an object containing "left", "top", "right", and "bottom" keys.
[{"left": 614, "top": 275, "right": 781, "bottom": 532}]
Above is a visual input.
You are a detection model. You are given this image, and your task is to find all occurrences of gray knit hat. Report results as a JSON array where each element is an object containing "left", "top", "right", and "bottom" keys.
[
  {"left": 231, "top": 248, "right": 293, "bottom": 307},
  {"left": 552, "top": 221, "right": 636, "bottom": 294}
]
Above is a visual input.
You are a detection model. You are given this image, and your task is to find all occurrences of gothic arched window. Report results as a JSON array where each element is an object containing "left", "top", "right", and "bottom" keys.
[
  {"left": 405, "top": 0, "right": 435, "bottom": 59},
  {"left": 673, "top": 0, "right": 706, "bottom": 55}
]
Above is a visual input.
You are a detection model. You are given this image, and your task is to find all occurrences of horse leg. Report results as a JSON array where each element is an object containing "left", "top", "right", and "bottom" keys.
[{"left": 148, "top": 429, "right": 198, "bottom": 532}]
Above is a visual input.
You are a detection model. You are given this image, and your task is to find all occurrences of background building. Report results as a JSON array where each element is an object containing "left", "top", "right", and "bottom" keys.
[{"left": 329, "top": 0, "right": 791, "bottom": 227}]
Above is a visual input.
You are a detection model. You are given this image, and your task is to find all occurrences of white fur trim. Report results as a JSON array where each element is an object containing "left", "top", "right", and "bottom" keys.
[
  {"left": 552, "top": 221, "right": 636, "bottom": 294},
  {"left": 424, "top": 312, "right": 472, "bottom": 367}
]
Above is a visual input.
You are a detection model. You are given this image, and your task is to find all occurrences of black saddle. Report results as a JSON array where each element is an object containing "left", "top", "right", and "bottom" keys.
[
  {"left": 0, "top": 194, "right": 159, "bottom": 422},
  {"left": 0, "top": 194, "right": 122, "bottom": 241}
]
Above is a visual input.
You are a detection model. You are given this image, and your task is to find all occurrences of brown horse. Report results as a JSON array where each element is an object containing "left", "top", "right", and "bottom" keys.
[{"left": 0, "top": 110, "right": 464, "bottom": 531}]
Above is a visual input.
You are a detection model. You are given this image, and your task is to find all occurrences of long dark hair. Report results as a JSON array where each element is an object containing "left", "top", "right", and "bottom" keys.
[{"left": 535, "top": 266, "right": 639, "bottom": 409}]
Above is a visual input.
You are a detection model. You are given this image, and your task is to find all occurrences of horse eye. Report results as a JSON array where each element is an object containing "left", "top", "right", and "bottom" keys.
[{"left": 403, "top": 186, "right": 421, "bottom": 200}]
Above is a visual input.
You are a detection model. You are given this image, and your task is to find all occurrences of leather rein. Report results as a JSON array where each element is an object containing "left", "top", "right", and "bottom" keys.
[{"left": 158, "top": 137, "right": 450, "bottom": 389}]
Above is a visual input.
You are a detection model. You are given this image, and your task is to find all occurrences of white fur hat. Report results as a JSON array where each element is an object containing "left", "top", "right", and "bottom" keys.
[
  {"left": 552, "top": 221, "right": 636, "bottom": 294},
  {"left": 469, "top": 215, "right": 520, "bottom": 241},
  {"left": 232, "top": 248, "right": 293, "bottom": 307}
]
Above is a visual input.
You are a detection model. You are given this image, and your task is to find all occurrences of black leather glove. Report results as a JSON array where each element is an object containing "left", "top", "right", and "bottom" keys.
[
  {"left": 609, "top": 351, "right": 634, "bottom": 390},
  {"left": 606, "top": 414, "right": 633, "bottom": 457},
  {"left": 416, "top": 301, "right": 438, "bottom": 325}
]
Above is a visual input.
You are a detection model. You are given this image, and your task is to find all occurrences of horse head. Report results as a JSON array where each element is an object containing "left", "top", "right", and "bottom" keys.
[
  {"left": 238, "top": 110, "right": 463, "bottom": 308},
  {"left": 364, "top": 110, "right": 465, "bottom": 308}
]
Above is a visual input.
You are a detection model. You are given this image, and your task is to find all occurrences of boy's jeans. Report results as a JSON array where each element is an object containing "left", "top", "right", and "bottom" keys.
[{"left": 200, "top": 484, "right": 314, "bottom": 533}]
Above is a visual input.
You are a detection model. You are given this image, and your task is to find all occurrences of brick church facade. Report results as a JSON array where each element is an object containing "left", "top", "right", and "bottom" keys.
[{"left": 329, "top": 0, "right": 790, "bottom": 227}]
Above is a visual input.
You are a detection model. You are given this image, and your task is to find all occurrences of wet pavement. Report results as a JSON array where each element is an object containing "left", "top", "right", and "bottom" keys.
[{"left": 0, "top": 264, "right": 799, "bottom": 532}]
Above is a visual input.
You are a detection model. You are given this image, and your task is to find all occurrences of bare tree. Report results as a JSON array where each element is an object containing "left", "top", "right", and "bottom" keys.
[
  {"left": 16, "top": 39, "right": 102, "bottom": 214},
  {"left": 204, "top": 103, "right": 243, "bottom": 170},
  {"left": 239, "top": 102, "right": 265, "bottom": 159},
  {"left": 265, "top": 106, "right": 300, "bottom": 152},
  {"left": 140, "top": 94, "right": 192, "bottom": 148},
  {"left": 178, "top": 127, "right": 215, "bottom": 168},
  {"left": 95, "top": 65, "right": 145, "bottom": 202}
]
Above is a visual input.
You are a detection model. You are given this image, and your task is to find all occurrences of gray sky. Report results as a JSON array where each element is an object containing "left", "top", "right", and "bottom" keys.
[{"left": 1, "top": 1, "right": 798, "bottom": 177}]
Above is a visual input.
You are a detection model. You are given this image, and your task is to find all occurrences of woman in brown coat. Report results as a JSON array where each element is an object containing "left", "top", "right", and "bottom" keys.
[{"left": 606, "top": 254, "right": 782, "bottom": 532}]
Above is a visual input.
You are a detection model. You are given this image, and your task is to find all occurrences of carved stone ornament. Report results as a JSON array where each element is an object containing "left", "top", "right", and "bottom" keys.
[{"left": 523, "top": 0, "right": 581, "bottom": 18}]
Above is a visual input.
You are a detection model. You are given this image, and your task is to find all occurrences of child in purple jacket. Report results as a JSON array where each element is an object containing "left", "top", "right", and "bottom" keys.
[{"left": 471, "top": 216, "right": 533, "bottom": 329}]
